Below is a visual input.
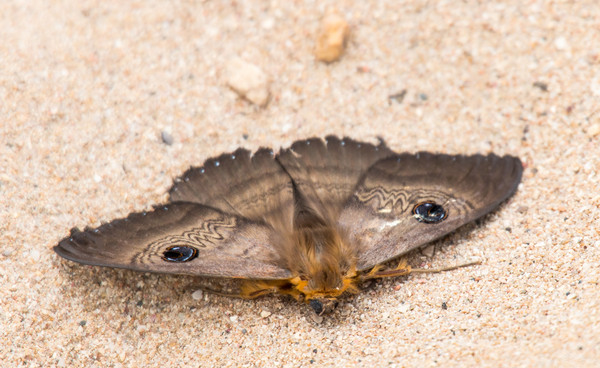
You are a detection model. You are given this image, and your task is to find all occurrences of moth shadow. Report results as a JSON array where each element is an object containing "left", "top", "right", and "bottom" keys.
[
  {"left": 55, "top": 259, "right": 206, "bottom": 312},
  {"left": 55, "top": 257, "right": 294, "bottom": 318}
]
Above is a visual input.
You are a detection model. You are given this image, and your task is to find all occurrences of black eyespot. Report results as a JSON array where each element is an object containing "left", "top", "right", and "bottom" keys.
[
  {"left": 413, "top": 202, "right": 447, "bottom": 224},
  {"left": 162, "top": 246, "right": 198, "bottom": 262}
]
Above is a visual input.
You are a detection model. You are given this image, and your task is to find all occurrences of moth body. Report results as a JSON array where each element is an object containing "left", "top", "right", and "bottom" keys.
[
  {"left": 284, "top": 224, "right": 358, "bottom": 296},
  {"left": 235, "top": 223, "right": 363, "bottom": 315}
]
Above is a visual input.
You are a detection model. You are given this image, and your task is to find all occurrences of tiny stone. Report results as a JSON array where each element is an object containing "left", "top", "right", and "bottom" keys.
[
  {"left": 310, "top": 313, "right": 324, "bottom": 324},
  {"left": 229, "top": 315, "right": 238, "bottom": 323},
  {"left": 260, "top": 310, "right": 272, "bottom": 318},
  {"left": 588, "top": 123, "right": 600, "bottom": 138},
  {"left": 191, "top": 290, "right": 204, "bottom": 300},
  {"left": 533, "top": 81, "right": 548, "bottom": 92},
  {"left": 79, "top": 320, "right": 87, "bottom": 327},
  {"left": 225, "top": 57, "right": 270, "bottom": 107},
  {"left": 554, "top": 36, "right": 568, "bottom": 50},
  {"left": 388, "top": 90, "right": 407, "bottom": 104},
  {"left": 421, "top": 245, "right": 435, "bottom": 258},
  {"left": 161, "top": 130, "right": 174, "bottom": 145},
  {"left": 261, "top": 18, "right": 274, "bottom": 29},
  {"left": 315, "top": 12, "right": 349, "bottom": 62}
]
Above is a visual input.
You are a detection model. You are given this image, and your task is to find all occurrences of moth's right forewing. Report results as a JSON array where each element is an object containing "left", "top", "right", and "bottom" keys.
[
  {"left": 339, "top": 153, "right": 523, "bottom": 271},
  {"left": 54, "top": 202, "right": 292, "bottom": 280}
]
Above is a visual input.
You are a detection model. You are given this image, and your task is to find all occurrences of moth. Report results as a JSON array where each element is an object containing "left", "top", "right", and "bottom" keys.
[{"left": 55, "top": 136, "right": 522, "bottom": 315}]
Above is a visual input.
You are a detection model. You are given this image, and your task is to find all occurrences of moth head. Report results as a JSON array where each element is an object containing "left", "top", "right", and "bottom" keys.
[{"left": 309, "top": 298, "right": 338, "bottom": 316}]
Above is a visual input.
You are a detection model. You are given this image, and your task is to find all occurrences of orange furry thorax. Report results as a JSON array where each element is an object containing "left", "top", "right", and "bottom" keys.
[
  {"left": 280, "top": 219, "right": 360, "bottom": 299},
  {"left": 239, "top": 221, "right": 361, "bottom": 303}
]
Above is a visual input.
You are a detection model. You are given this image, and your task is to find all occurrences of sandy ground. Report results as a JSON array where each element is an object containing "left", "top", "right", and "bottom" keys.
[{"left": 2, "top": 1, "right": 599, "bottom": 367}]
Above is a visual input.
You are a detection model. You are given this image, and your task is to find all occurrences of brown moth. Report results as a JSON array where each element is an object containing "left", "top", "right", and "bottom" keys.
[{"left": 55, "top": 136, "right": 522, "bottom": 315}]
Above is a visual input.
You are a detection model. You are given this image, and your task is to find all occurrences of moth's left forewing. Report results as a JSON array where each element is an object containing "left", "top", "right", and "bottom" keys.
[
  {"left": 54, "top": 202, "right": 292, "bottom": 279},
  {"left": 338, "top": 153, "right": 523, "bottom": 271}
]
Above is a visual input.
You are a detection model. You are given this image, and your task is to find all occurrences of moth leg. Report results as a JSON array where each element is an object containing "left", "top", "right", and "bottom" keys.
[
  {"left": 361, "top": 259, "right": 481, "bottom": 280},
  {"left": 361, "top": 259, "right": 412, "bottom": 280},
  {"left": 240, "top": 279, "right": 304, "bottom": 300},
  {"left": 241, "top": 287, "right": 279, "bottom": 299},
  {"left": 410, "top": 260, "right": 481, "bottom": 274}
]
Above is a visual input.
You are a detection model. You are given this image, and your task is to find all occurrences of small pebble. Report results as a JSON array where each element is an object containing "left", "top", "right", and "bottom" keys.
[
  {"left": 554, "top": 36, "right": 568, "bottom": 50},
  {"left": 315, "top": 12, "right": 349, "bottom": 62},
  {"left": 388, "top": 90, "right": 407, "bottom": 104},
  {"left": 260, "top": 310, "right": 272, "bottom": 318},
  {"left": 161, "top": 130, "right": 174, "bottom": 145},
  {"left": 421, "top": 245, "right": 435, "bottom": 258},
  {"left": 310, "top": 313, "right": 324, "bottom": 324},
  {"left": 191, "top": 290, "right": 204, "bottom": 300},
  {"left": 516, "top": 206, "right": 528, "bottom": 214},
  {"left": 225, "top": 57, "right": 270, "bottom": 107},
  {"left": 229, "top": 315, "right": 238, "bottom": 323},
  {"left": 533, "top": 81, "right": 548, "bottom": 92},
  {"left": 588, "top": 123, "right": 600, "bottom": 138}
]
